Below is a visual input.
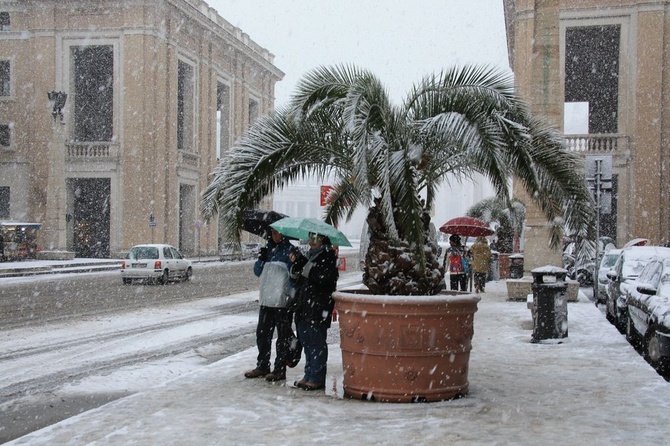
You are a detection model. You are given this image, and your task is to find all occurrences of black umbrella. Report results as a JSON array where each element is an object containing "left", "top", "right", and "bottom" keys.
[{"left": 242, "top": 209, "right": 290, "bottom": 239}]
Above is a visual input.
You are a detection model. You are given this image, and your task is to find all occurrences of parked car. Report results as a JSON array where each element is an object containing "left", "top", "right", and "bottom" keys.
[
  {"left": 563, "top": 237, "right": 616, "bottom": 286},
  {"left": 241, "top": 243, "right": 261, "bottom": 259},
  {"left": 595, "top": 248, "right": 622, "bottom": 304},
  {"left": 121, "top": 244, "right": 192, "bottom": 284},
  {"left": 219, "top": 242, "right": 238, "bottom": 261},
  {"left": 626, "top": 254, "right": 670, "bottom": 372},
  {"left": 219, "top": 242, "right": 262, "bottom": 261},
  {"left": 605, "top": 246, "right": 670, "bottom": 332}
]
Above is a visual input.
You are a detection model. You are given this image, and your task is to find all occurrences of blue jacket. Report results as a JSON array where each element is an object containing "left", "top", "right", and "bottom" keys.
[{"left": 254, "top": 238, "right": 293, "bottom": 277}]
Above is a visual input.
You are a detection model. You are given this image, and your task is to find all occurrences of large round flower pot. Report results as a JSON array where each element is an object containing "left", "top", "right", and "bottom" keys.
[{"left": 333, "top": 289, "right": 480, "bottom": 403}]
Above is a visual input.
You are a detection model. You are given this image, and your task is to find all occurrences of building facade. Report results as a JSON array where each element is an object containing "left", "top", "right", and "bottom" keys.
[
  {"left": 0, "top": 0, "right": 282, "bottom": 258},
  {"left": 504, "top": 0, "right": 670, "bottom": 270}
]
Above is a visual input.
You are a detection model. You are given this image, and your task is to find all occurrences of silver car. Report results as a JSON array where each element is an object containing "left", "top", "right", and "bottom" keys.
[
  {"left": 121, "top": 244, "right": 193, "bottom": 285},
  {"left": 606, "top": 246, "right": 670, "bottom": 332},
  {"left": 626, "top": 254, "right": 670, "bottom": 372}
]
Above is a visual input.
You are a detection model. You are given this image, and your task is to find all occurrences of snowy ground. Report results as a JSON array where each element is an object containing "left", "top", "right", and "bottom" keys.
[{"left": 5, "top": 279, "right": 670, "bottom": 445}]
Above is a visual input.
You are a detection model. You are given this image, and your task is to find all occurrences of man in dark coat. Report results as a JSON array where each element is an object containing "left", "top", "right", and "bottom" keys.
[{"left": 289, "top": 233, "right": 339, "bottom": 390}]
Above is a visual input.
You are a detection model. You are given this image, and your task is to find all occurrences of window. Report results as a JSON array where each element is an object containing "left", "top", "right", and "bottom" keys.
[
  {"left": 216, "top": 82, "right": 231, "bottom": 159},
  {"left": 565, "top": 25, "right": 620, "bottom": 134},
  {"left": 177, "top": 60, "right": 195, "bottom": 151},
  {"left": 248, "top": 98, "right": 259, "bottom": 126},
  {"left": 0, "top": 12, "right": 9, "bottom": 31},
  {"left": 72, "top": 45, "right": 113, "bottom": 142},
  {"left": 170, "top": 247, "right": 183, "bottom": 259},
  {"left": 0, "top": 124, "right": 9, "bottom": 148},
  {"left": 0, "top": 186, "right": 8, "bottom": 219},
  {"left": 0, "top": 60, "right": 10, "bottom": 97}
]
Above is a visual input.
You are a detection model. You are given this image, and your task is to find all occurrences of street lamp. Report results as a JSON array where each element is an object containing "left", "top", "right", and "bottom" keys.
[{"left": 47, "top": 90, "right": 67, "bottom": 123}]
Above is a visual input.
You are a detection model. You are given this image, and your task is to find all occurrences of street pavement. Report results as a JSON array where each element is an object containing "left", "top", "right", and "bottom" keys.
[{"left": 5, "top": 272, "right": 670, "bottom": 445}]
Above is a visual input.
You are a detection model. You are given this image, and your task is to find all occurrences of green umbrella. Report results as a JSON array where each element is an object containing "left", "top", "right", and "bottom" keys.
[{"left": 270, "top": 217, "right": 352, "bottom": 247}]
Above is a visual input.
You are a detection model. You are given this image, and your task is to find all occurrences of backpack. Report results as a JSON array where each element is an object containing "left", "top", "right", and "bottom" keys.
[
  {"left": 449, "top": 249, "right": 466, "bottom": 274},
  {"left": 462, "top": 253, "right": 471, "bottom": 275}
]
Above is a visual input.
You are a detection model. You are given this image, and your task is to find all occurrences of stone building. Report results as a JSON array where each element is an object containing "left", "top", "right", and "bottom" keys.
[
  {"left": 504, "top": 0, "right": 670, "bottom": 270},
  {"left": 0, "top": 0, "right": 282, "bottom": 258}
]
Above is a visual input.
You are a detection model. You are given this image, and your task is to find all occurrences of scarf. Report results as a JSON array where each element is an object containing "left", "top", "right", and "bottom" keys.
[{"left": 302, "top": 245, "right": 326, "bottom": 278}]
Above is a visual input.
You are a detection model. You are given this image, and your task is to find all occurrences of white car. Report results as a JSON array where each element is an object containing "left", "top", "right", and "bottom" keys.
[{"left": 121, "top": 244, "right": 192, "bottom": 285}]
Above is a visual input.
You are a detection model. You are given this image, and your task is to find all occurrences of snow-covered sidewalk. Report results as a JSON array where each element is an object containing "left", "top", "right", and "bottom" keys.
[{"left": 8, "top": 280, "right": 670, "bottom": 445}]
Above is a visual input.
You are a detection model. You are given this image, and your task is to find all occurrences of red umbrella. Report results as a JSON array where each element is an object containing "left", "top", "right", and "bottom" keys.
[{"left": 439, "top": 216, "right": 494, "bottom": 237}]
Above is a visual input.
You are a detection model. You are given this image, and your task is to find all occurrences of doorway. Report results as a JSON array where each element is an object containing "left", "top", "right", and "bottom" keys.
[{"left": 67, "top": 178, "right": 110, "bottom": 258}]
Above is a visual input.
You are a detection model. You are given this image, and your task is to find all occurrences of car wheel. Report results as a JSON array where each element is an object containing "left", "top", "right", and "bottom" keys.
[
  {"left": 626, "top": 316, "right": 642, "bottom": 350},
  {"left": 183, "top": 267, "right": 193, "bottom": 282},
  {"left": 614, "top": 308, "right": 626, "bottom": 334},
  {"left": 643, "top": 327, "right": 670, "bottom": 372},
  {"left": 643, "top": 328, "right": 669, "bottom": 374},
  {"left": 122, "top": 278, "right": 132, "bottom": 285},
  {"left": 605, "top": 297, "right": 616, "bottom": 324},
  {"left": 159, "top": 269, "right": 169, "bottom": 285}
]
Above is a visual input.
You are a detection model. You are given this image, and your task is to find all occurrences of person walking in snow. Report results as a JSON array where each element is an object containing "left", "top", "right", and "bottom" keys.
[
  {"left": 288, "top": 233, "right": 339, "bottom": 391},
  {"left": 244, "top": 228, "right": 299, "bottom": 382},
  {"left": 444, "top": 234, "right": 469, "bottom": 291},
  {"left": 470, "top": 236, "right": 492, "bottom": 293}
]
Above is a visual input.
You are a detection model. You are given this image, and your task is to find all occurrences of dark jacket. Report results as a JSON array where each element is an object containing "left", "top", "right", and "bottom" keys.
[{"left": 290, "top": 246, "right": 339, "bottom": 327}]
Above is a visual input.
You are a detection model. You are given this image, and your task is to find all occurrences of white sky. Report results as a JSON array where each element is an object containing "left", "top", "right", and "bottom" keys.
[
  {"left": 207, "top": 0, "right": 511, "bottom": 106},
  {"left": 203, "top": 1, "right": 512, "bottom": 238}
]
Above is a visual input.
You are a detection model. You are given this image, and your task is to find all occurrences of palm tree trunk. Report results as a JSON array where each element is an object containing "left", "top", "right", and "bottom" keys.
[{"left": 362, "top": 205, "right": 445, "bottom": 295}]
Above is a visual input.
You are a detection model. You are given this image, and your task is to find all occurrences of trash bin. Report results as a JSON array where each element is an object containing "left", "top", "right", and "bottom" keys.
[
  {"left": 509, "top": 253, "right": 524, "bottom": 279},
  {"left": 488, "top": 251, "right": 499, "bottom": 281},
  {"left": 530, "top": 266, "right": 568, "bottom": 343}
]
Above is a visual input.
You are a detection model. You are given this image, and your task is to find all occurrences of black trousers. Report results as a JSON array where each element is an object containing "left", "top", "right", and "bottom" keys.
[
  {"left": 450, "top": 273, "right": 467, "bottom": 291},
  {"left": 255, "top": 306, "right": 295, "bottom": 372}
]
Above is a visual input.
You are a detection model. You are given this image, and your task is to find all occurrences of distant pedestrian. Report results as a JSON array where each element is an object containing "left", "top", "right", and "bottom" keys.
[
  {"left": 244, "top": 228, "right": 299, "bottom": 382},
  {"left": 289, "top": 233, "right": 339, "bottom": 391},
  {"left": 470, "top": 236, "right": 492, "bottom": 293},
  {"left": 444, "top": 234, "right": 468, "bottom": 291}
]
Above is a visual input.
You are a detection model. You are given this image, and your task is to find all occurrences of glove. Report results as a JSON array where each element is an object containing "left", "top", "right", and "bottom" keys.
[{"left": 258, "top": 247, "right": 268, "bottom": 260}]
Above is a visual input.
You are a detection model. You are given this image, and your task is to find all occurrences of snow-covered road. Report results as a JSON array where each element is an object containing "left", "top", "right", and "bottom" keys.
[{"left": 0, "top": 270, "right": 363, "bottom": 441}]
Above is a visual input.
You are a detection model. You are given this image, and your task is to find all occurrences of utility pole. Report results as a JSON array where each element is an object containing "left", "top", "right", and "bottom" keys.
[{"left": 586, "top": 156, "right": 612, "bottom": 303}]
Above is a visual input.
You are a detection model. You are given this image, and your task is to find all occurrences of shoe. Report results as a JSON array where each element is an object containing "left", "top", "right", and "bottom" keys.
[
  {"left": 265, "top": 371, "right": 286, "bottom": 381},
  {"left": 244, "top": 368, "right": 270, "bottom": 378},
  {"left": 294, "top": 380, "right": 325, "bottom": 391},
  {"left": 285, "top": 356, "right": 300, "bottom": 368}
]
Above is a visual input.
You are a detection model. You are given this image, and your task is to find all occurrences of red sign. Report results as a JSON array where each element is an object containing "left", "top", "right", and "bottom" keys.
[{"left": 320, "top": 185, "right": 334, "bottom": 206}]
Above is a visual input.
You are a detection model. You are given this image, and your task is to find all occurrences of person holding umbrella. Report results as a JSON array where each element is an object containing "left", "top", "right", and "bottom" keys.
[
  {"left": 244, "top": 228, "right": 298, "bottom": 382},
  {"left": 288, "top": 232, "right": 339, "bottom": 391},
  {"left": 443, "top": 234, "right": 469, "bottom": 292}
]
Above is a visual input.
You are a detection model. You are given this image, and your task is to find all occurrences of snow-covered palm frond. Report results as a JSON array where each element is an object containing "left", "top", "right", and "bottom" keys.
[{"left": 202, "top": 63, "right": 595, "bottom": 295}]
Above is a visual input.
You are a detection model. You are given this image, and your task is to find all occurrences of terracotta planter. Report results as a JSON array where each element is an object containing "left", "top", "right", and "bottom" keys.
[{"left": 333, "top": 289, "right": 480, "bottom": 403}]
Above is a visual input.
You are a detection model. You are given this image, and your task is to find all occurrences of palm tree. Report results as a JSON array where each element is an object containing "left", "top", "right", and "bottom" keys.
[
  {"left": 202, "top": 64, "right": 594, "bottom": 296},
  {"left": 466, "top": 197, "right": 526, "bottom": 253}
]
